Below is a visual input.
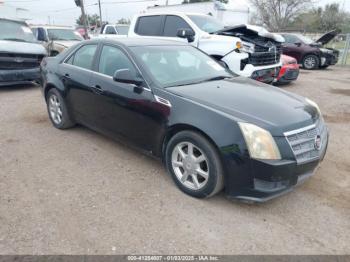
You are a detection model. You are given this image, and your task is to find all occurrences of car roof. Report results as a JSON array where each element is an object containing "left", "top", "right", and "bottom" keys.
[
  {"left": 31, "top": 25, "right": 75, "bottom": 30},
  {"left": 85, "top": 37, "right": 189, "bottom": 47},
  {"left": 140, "top": 11, "right": 209, "bottom": 17},
  {"left": 0, "top": 18, "right": 26, "bottom": 25}
]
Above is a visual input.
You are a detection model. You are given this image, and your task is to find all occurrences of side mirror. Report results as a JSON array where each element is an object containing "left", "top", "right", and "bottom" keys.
[
  {"left": 177, "top": 28, "right": 195, "bottom": 43},
  {"left": 295, "top": 42, "right": 302, "bottom": 47},
  {"left": 113, "top": 69, "right": 143, "bottom": 86}
]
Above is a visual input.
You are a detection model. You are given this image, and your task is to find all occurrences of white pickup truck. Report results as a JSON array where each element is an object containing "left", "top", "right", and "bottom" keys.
[
  {"left": 98, "top": 24, "right": 130, "bottom": 38},
  {"left": 128, "top": 12, "right": 284, "bottom": 83}
]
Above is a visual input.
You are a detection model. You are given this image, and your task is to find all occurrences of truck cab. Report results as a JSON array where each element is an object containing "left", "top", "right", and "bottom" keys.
[
  {"left": 129, "top": 12, "right": 283, "bottom": 83},
  {"left": 31, "top": 25, "right": 83, "bottom": 56},
  {"left": 98, "top": 24, "right": 130, "bottom": 39}
]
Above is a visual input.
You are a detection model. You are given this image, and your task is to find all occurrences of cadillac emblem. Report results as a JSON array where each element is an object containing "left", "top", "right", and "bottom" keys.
[{"left": 314, "top": 135, "right": 322, "bottom": 151}]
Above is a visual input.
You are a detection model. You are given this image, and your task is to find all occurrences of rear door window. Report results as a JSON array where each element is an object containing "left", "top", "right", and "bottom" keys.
[
  {"left": 135, "top": 16, "right": 162, "bottom": 36},
  {"left": 163, "top": 15, "right": 192, "bottom": 37},
  {"left": 72, "top": 44, "right": 97, "bottom": 70},
  {"left": 105, "top": 25, "right": 117, "bottom": 34}
]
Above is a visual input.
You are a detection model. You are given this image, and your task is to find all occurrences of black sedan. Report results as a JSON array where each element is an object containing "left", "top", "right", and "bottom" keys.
[{"left": 40, "top": 38, "right": 328, "bottom": 202}]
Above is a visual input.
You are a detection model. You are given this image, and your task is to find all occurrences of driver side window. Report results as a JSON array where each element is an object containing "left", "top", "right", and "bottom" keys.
[
  {"left": 163, "top": 15, "right": 193, "bottom": 37},
  {"left": 283, "top": 34, "right": 299, "bottom": 44},
  {"left": 105, "top": 26, "right": 117, "bottom": 35},
  {"left": 98, "top": 45, "right": 137, "bottom": 77}
]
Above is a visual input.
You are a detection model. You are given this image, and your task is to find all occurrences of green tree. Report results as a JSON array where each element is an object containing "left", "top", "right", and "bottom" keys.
[
  {"left": 320, "top": 3, "right": 346, "bottom": 31},
  {"left": 117, "top": 18, "right": 131, "bottom": 24},
  {"left": 250, "top": 0, "right": 313, "bottom": 31}
]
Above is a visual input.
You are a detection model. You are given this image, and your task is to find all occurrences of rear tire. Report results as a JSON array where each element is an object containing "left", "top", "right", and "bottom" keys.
[
  {"left": 46, "top": 88, "right": 75, "bottom": 129},
  {"left": 165, "top": 130, "right": 224, "bottom": 198},
  {"left": 302, "top": 54, "right": 320, "bottom": 70}
]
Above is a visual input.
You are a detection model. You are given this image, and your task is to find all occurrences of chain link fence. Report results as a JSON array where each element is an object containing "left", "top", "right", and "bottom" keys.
[{"left": 326, "top": 33, "right": 350, "bottom": 66}]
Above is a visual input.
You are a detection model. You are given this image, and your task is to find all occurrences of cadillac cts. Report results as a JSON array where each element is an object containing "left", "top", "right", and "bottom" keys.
[{"left": 40, "top": 39, "right": 328, "bottom": 202}]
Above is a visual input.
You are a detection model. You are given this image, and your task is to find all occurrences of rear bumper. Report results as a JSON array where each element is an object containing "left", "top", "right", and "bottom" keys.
[{"left": 0, "top": 68, "right": 41, "bottom": 86}]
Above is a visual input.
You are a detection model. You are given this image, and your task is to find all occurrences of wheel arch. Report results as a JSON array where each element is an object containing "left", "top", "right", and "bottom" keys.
[
  {"left": 44, "top": 83, "right": 57, "bottom": 100},
  {"left": 301, "top": 52, "right": 321, "bottom": 63},
  {"left": 161, "top": 123, "right": 221, "bottom": 161}
]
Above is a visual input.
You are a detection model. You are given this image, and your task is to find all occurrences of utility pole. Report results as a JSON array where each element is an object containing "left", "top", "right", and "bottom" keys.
[
  {"left": 98, "top": 0, "right": 103, "bottom": 27},
  {"left": 74, "top": 0, "right": 89, "bottom": 39}
]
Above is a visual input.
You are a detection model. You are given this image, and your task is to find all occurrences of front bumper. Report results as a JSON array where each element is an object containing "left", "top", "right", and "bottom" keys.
[
  {"left": 221, "top": 51, "right": 282, "bottom": 83},
  {"left": 276, "top": 64, "right": 300, "bottom": 84},
  {"left": 222, "top": 124, "right": 328, "bottom": 202},
  {"left": 320, "top": 52, "right": 338, "bottom": 66},
  {"left": 0, "top": 67, "right": 41, "bottom": 86}
]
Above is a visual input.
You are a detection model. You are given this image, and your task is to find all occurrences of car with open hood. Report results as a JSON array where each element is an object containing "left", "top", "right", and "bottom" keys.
[
  {"left": 40, "top": 38, "right": 328, "bottom": 202},
  {"left": 128, "top": 12, "right": 283, "bottom": 84},
  {"left": 280, "top": 30, "right": 340, "bottom": 69},
  {"left": 0, "top": 18, "right": 47, "bottom": 86},
  {"left": 31, "top": 25, "right": 83, "bottom": 56}
]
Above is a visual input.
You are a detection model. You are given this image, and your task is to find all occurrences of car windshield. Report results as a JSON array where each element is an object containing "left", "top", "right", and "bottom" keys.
[
  {"left": 131, "top": 45, "right": 233, "bottom": 88},
  {"left": 47, "top": 29, "right": 83, "bottom": 41},
  {"left": 0, "top": 19, "right": 37, "bottom": 43},
  {"left": 188, "top": 15, "right": 225, "bottom": 33},
  {"left": 296, "top": 34, "right": 314, "bottom": 44},
  {"left": 116, "top": 25, "right": 129, "bottom": 35}
]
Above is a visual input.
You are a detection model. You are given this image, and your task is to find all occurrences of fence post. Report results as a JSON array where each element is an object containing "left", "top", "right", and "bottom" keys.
[{"left": 341, "top": 33, "right": 350, "bottom": 65}]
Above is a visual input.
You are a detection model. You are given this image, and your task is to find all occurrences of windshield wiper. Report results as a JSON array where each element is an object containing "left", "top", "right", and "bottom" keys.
[{"left": 166, "top": 76, "right": 231, "bottom": 88}]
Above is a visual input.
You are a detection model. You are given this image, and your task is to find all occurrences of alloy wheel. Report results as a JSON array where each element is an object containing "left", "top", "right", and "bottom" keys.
[
  {"left": 48, "top": 94, "right": 63, "bottom": 125},
  {"left": 304, "top": 56, "right": 317, "bottom": 69},
  {"left": 171, "top": 142, "right": 209, "bottom": 190}
]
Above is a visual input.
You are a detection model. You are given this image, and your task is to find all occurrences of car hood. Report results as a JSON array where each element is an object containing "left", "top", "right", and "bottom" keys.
[
  {"left": 214, "top": 24, "right": 285, "bottom": 43},
  {"left": 316, "top": 29, "right": 339, "bottom": 45},
  {"left": 53, "top": 40, "right": 81, "bottom": 48},
  {"left": 167, "top": 77, "right": 317, "bottom": 136},
  {"left": 0, "top": 40, "right": 47, "bottom": 55}
]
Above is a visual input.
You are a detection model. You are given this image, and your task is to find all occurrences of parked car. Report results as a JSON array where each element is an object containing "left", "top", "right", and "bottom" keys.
[
  {"left": 31, "top": 25, "right": 83, "bottom": 56},
  {"left": 275, "top": 55, "right": 299, "bottom": 85},
  {"left": 128, "top": 12, "right": 283, "bottom": 83},
  {"left": 40, "top": 38, "right": 328, "bottom": 202},
  {"left": 280, "top": 30, "right": 340, "bottom": 70},
  {"left": 0, "top": 18, "right": 47, "bottom": 86},
  {"left": 98, "top": 24, "right": 130, "bottom": 38}
]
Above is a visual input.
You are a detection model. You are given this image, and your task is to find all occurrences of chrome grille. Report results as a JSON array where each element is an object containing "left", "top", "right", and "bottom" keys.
[
  {"left": 285, "top": 120, "right": 327, "bottom": 164},
  {"left": 0, "top": 53, "right": 44, "bottom": 70}
]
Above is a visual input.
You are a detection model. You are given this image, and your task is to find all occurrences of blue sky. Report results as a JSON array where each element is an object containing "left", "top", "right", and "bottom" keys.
[{"left": 2, "top": 0, "right": 350, "bottom": 26}]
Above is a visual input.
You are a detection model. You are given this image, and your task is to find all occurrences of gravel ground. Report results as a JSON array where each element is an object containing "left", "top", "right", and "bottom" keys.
[{"left": 0, "top": 66, "right": 349, "bottom": 255}]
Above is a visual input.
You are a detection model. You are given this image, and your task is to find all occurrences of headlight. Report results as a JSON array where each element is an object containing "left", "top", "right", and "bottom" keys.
[
  {"left": 305, "top": 98, "right": 321, "bottom": 116},
  {"left": 235, "top": 41, "right": 242, "bottom": 50},
  {"left": 239, "top": 122, "right": 281, "bottom": 160}
]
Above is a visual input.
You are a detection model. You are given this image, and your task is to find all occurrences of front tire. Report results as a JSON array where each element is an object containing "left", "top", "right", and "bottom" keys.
[
  {"left": 302, "top": 54, "right": 320, "bottom": 70},
  {"left": 165, "top": 131, "right": 224, "bottom": 198},
  {"left": 46, "top": 88, "right": 75, "bottom": 129}
]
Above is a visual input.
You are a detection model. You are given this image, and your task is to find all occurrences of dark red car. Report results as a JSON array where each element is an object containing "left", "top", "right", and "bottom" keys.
[
  {"left": 280, "top": 30, "right": 339, "bottom": 70},
  {"left": 275, "top": 55, "right": 299, "bottom": 85}
]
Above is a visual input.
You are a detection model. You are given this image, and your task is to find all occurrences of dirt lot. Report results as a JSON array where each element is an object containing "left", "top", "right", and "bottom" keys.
[{"left": 0, "top": 67, "right": 349, "bottom": 255}]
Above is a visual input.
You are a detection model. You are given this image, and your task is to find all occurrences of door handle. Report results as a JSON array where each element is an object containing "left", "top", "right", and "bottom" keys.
[
  {"left": 64, "top": 73, "right": 70, "bottom": 79},
  {"left": 91, "top": 84, "right": 103, "bottom": 94}
]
